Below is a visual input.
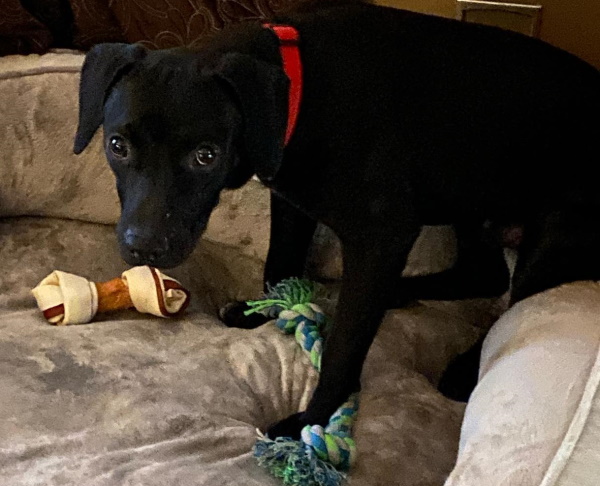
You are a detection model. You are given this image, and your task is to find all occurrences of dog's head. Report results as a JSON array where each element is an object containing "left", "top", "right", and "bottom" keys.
[{"left": 74, "top": 42, "right": 288, "bottom": 268}]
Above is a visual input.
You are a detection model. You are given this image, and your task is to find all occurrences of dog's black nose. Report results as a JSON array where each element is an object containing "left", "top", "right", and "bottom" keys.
[{"left": 123, "top": 227, "right": 169, "bottom": 265}]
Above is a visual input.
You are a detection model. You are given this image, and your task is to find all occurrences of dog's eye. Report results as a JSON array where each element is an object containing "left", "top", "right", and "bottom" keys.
[
  {"left": 109, "top": 136, "right": 129, "bottom": 159},
  {"left": 194, "top": 146, "right": 216, "bottom": 166}
]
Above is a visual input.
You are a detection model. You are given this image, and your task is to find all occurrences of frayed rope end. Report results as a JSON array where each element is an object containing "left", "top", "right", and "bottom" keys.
[
  {"left": 244, "top": 278, "right": 320, "bottom": 317},
  {"left": 254, "top": 432, "right": 347, "bottom": 486}
]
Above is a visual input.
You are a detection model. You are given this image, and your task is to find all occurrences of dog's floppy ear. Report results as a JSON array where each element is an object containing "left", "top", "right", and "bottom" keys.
[
  {"left": 74, "top": 43, "right": 146, "bottom": 154},
  {"left": 214, "top": 53, "right": 289, "bottom": 182}
]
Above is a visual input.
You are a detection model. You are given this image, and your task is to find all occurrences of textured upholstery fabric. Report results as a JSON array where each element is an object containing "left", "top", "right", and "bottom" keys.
[
  {"left": 445, "top": 282, "right": 600, "bottom": 486},
  {"left": 0, "top": 0, "right": 53, "bottom": 55}
]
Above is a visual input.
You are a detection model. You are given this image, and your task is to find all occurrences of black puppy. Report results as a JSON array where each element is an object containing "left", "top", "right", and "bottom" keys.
[{"left": 74, "top": 1, "right": 600, "bottom": 439}]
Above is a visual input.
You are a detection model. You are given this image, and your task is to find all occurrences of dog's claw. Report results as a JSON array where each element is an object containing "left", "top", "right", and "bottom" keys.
[
  {"left": 267, "top": 412, "right": 309, "bottom": 440},
  {"left": 219, "top": 301, "right": 270, "bottom": 329}
]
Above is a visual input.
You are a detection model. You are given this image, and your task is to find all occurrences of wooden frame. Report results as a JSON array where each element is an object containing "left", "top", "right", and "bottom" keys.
[{"left": 457, "top": 0, "right": 543, "bottom": 37}]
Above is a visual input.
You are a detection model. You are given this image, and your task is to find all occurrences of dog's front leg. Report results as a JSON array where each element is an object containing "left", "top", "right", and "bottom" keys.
[
  {"left": 220, "top": 193, "right": 317, "bottom": 328},
  {"left": 262, "top": 192, "right": 318, "bottom": 289},
  {"left": 267, "top": 229, "right": 420, "bottom": 439}
]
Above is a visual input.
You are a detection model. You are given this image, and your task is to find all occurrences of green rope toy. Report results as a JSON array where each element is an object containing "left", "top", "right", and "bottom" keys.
[{"left": 245, "top": 278, "right": 359, "bottom": 486}]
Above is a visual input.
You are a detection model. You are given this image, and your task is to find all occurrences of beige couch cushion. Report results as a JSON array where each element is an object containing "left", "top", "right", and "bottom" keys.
[
  {"left": 0, "top": 216, "right": 497, "bottom": 485},
  {"left": 445, "top": 281, "right": 600, "bottom": 486}
]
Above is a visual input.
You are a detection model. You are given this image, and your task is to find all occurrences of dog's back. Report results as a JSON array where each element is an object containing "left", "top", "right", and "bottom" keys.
[{"left": 262, "top": 2, "right": 600, "bottom": 224}]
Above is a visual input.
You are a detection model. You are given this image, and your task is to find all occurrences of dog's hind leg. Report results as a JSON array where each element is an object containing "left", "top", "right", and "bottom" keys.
[
  {"left": 386, "top": 222, "right": 510, "bottom": 308},
  {"left": 438, "top": 335, "right": 484, "bottom": 402},
  {"left": 439, "top": 209, "right": 600, "bottom": 402},
  {"left": 510, "top": 209, "right": 600, "bottom": 305},
  {"left": 390, "top": 222, "right": 509, "bottom": 402},
  {"left": 219, "top": 193, "right": 317, "bottom": 328}
]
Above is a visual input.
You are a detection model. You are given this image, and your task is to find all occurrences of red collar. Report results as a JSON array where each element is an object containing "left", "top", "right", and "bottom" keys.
[{"left": 263, "top": 24, "right": 302, "bottom": 146}]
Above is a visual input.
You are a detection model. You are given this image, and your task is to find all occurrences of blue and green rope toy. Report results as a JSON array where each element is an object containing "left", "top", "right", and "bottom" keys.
[{"left": 245, "top": 278, "right": 359, "bottom": 486}]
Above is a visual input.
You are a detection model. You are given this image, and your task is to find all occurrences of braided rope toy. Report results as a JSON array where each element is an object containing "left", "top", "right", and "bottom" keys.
[{"left": 245, "top": 279, "right": 359, "bottom": 486}]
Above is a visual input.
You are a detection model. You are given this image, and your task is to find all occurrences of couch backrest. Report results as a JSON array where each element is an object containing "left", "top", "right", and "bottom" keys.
[{"left": 0, "top": 50, "right": 121, "bottom": 224}]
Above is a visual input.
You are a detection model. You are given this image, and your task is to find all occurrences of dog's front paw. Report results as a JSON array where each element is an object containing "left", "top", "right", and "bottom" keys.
[
  {"left": 267, "top": 412, "right": 310, "bottom": 440},
  {"left": 219, "top": 301, "right": 270, "bottom": 329}
]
